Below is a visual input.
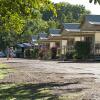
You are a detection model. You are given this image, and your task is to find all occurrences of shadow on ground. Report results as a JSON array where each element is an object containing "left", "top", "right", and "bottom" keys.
[
  {"left": 58, "top": 60, "right": 100, "bottom": 63},
  {"left": 0, "top": 81, "right": 84, "bottom": 100}
]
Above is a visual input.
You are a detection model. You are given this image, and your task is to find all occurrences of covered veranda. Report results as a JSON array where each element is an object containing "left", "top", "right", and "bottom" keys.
[{"left": 61, "top": 31, "right": 95, "bottom": 57}]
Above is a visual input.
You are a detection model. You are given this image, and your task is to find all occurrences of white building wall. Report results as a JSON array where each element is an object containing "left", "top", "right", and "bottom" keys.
[
  {"left": 50, "top": 42, "right": 55, "bottom": 48},
  {"left": 75, "top": 37, "right": 81, "bottom": 41},
  {"left": 61, "top": 40, "right": 67, "bottom": 54},
  {"left": 95, "top": 32, "right": 100, "bottom": 43},
  {"left": 75, "top": 37, "right": 84, "bottom": 41}
]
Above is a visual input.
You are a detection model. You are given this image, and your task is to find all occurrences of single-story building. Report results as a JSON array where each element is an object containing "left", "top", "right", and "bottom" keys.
[
  {"left": 61, "top": 15, "right": 100, "bottom": 56},
  {"left": 32, "top": 15, "right": 100, "bottom": 59}
]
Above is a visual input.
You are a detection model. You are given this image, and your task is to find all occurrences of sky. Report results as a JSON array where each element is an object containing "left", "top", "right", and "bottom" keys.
[{"left": 52, "top": 0, "right": 100, "bottom": 15}]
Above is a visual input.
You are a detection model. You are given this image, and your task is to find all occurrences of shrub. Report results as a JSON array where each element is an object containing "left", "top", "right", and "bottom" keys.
[
  {"left": 66, "top": 52, "right": 74, "bottom": 60},
  {"left": 73, "top": 41, "right": 91, "bottom": 60},
  {"left": 51, "top": 47, "right": 57, "bottom": 59},
  {"left": 24, "top": 49, "right": 31, "bottom": 58},
  {"left": 31, "top": 48, "right": 39, "bottom": 59}
]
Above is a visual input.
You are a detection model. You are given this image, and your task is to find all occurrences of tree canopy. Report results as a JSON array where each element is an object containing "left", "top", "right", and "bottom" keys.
[
  {"left": 89, "top": 0, "right": 100, "bottom": 4},
  {"left": 42, "top": 2, "right": 90, "bottom": 28},
  {"left": 0, "top": 1, "right": 91, "bottom": 49},
  {"left": 0, "top": 0, "right": 55, "bottom": 33}
]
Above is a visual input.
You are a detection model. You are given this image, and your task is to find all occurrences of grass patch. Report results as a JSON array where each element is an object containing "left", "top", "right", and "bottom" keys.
[
  {"left": 0, "top": 83, "right": 53, "bottom": 100},
  {"left": 0, "top": 63, "right": 13, "bottom": 79},
  {"left": 0, "top": 82, "right": 86, "bottom": 100}
]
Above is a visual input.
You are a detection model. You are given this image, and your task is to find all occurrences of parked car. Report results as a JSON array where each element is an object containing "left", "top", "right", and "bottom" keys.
[
  {"left": 0, "top": 51, "right": 6, "bottom": 57},
  {"left": 94, "top": 55, "right": 100, "bottom": 61}
]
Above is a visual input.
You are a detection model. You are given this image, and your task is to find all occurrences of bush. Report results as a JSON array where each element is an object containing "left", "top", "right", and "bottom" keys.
[
  {"left": 31, "top": 48, "right": 39, "bottom": 59},
  {"left": 66, "top": 52, "right": 74, "bottom": 60},
  {"left": 73, "top": 41, "right": 91, "bottom": 60},
  {"left": 24, "top": 49, "right": 31, "bottom": 58},
  {"left": 24, "top": 48, "right": 39, "bottom": 59},
  {"left": 51, "top": 47, "right": 57, "bottom": 59}
]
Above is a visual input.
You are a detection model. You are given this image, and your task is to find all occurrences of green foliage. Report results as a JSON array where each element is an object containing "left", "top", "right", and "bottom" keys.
[
  {"left": 0, "top": 32, "right": 17, "bottom": 50},
  {"left": 31, "top": 48, "right": 39, "bottom": 58},
  {"left": 89, "top": 0, "right": 100, "bottom": 4},
  {"left": 0, "top": 0, "right": 54, "bottom": 33},
  {"left": 0, "top": 83, "right": 52, "bottom": 100},
  {"left": 0, "top": 63, "right": 12, "bottom": 79},
  {"left": 1, "top": 13, "right": 25, "bottom": 34},
  {"left": 0, "top": 1, "right": 91, "bottom": 50},
  {"left": 56, "top": 3, "right": 90, "bottom": 23},
  {"left": 24, "top": 48, "right": 39, "bottom": 59},
  {"left": 24, "top": 18, "right": 48, "bottom": 35},
  {"left": 0, "top": 9, "right": 48, "bottom": 49},
  {"left": 0, "top": 82, "right": 85, "bottom": 99},
  {"left": 24, "top": 49, "right": 31, "bottom": 58},
  {"left": 73, "top": 41, "right": 91, "bottom": 60},
  {"left": 42, "top": 2, "right": 90, "bottom": 24},
  {"left": 48, "top": 19, "right": 59, "bottom": 28}
]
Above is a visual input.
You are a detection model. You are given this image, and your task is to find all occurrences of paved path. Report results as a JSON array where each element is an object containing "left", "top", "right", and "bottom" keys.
[{"left": 1, "top": 58, "right": 100, "bottom": 99}]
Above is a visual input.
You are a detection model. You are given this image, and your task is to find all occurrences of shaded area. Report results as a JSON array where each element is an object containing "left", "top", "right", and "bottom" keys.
[
  {"left": 0, "top": 82, "right": 84, "bottom": 100},
  {"left": 58, "top": 61, "right": 100, "bottom": 63}
]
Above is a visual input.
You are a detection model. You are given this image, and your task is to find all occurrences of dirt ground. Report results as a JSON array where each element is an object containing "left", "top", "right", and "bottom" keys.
[{"left": 1, "top": 58, "right": 100, "bottom": 99}]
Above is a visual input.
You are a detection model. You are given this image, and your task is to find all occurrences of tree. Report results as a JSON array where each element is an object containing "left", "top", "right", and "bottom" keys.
[
  {"left": 56, "top": 2, "right": 90, "bottom": 23},
  {"left": 42, "top": 2, "right": 90, "bottom": 25},
  {"left": 48, "top": 20, "right": 58, "bottom": 28},
  {"left": 0, "top": 0, "right": 55, "bottom": 49},
  {"left": 20, "top": 18, "right": 48, "bottom": 43},
  {"left": 0, "top": 0, "right": 55, "bottom": 34},
  {"left": 89, "top": 0, "right": 100, "bottom": 4},
  {"left": 74, "top": 41, "right": 91, "bottom": 60},
  {"left": 0, "top": 1, "right": 91, "bottom": 50}
]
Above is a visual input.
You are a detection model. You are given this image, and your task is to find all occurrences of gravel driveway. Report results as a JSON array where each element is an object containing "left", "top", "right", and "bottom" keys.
[{"left": 0, "top": 58, "right": 100, "bottom": 99}]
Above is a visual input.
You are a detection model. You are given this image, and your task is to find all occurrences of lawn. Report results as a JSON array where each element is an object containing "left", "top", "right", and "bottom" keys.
[
  {"left": 0, "top": 63, "right": 12, "bottom": 79},
  {"left": 0, "top": 83, "right": 53, "bottom": 100},
  {"left": 0, "top": 83, "right": 84, "bottom": 100}
]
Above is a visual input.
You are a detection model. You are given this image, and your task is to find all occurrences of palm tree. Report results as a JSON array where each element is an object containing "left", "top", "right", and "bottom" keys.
[{"left": 89, "top": 0, "right": 100, "bottom": 4}]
